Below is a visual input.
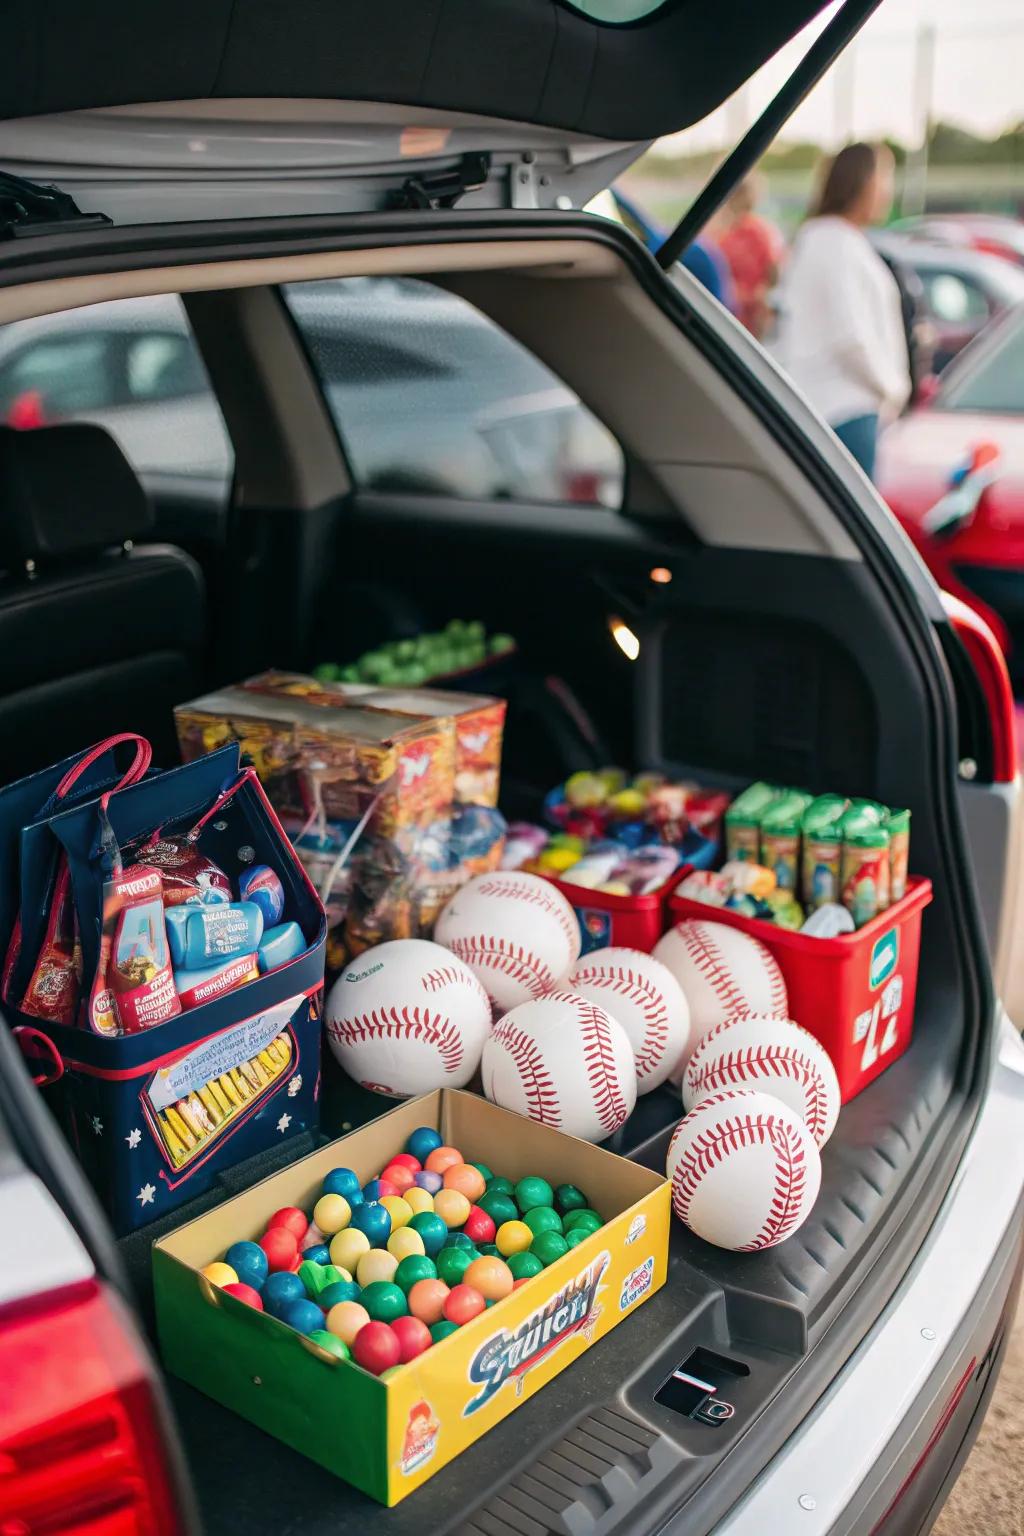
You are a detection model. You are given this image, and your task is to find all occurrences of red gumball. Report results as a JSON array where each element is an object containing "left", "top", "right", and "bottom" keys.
[
  {"left": 223, "top": 1282, "right": 264, "bottom": 1310},
  {"left": 259, "top": 1226, "right": 299, "bottom": 1273},
  {"left": 381, "top": 1163, "right": 415, "bottom": 1194},
  {"left": 512, "top": 1278, "right": 532, "bottom": 1291},
  {"left": 353, "top": 1321, "right": 402, "bottom": 1376},
  {"left": 389, "top": 1153, "right": 422, "bottom": 1174},
  {"left": 374, "top": 1179, "right": 400, "bottom": 1200},
  {"left": 267, "top": 1206, "right": 308, "bottom": 1243},
  {"left": 444, "top": 1284, "right": 486, "bottom": 1325},
  {"left": 390, "top": 1315, "right": 432, "bottom": 1363},
  {"left": 462, "top": 1206, "right": 496, "bottom": 1246}
]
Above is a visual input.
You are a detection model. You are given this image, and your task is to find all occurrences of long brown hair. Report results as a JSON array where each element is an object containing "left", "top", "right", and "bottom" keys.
[{"left": 810, "top": 142, "right": 885, "bottom": 219}]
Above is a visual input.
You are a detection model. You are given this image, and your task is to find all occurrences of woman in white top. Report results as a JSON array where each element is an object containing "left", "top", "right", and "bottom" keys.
[{"left": 774, "top": 143, "right": 911, "bottom": 480}]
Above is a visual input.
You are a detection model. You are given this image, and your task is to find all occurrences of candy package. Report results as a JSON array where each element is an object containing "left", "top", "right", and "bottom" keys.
[{"left": 88, "top": 862, "right": 180, "bottom": 1036}]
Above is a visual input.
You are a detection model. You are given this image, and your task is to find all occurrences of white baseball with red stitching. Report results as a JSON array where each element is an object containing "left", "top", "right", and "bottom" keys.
[
  {"left": 434, "top": 871, "right": 581, "bottom": 1012},
  {"left": 653, "top": 919, "right": 788, "bottom": 1081},
  {"left": 666, "top": 1089, "right": 821, "bottom": 1251},
  {"left": 683, "top": 1014, "right": 840, "bottom": 1147},
  {"left": 480, "top": 989, "right": 637, "bottom": 1142},
  {"left": 324, "top": 938, "right": 492, "bottom": 1096},
  {"left": 563, "top": 947, "right": 692, "bottom": 1095}
]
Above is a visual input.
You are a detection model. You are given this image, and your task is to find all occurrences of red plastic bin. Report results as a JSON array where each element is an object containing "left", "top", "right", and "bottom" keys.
[
  {"left": 667, "top": 877, "right": 933, "bottom": 1103},
  {"left": 543, "top": 868, "right": 685, "bottom": 955}
]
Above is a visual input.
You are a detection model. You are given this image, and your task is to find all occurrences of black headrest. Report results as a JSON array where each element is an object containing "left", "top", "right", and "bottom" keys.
[{"left": 0, "top": 423, "right": 153, "bottom": 567}]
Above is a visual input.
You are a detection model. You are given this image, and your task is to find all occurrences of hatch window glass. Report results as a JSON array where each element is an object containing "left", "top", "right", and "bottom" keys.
[
  {"left": 283, "top": 277, "right": 624, "bottom": 508},
  {"left": 940, "top": 318, "right": 1024, "bottom": 415}
]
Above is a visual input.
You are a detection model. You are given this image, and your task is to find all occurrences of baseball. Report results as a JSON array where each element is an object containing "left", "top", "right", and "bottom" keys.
[
  {"left": 434, "top": 871, "right": 581, "bottom": 1012},
  {"left": 563, "top": 947, "right": 691, "bottom": 1094},
  {"left": 653, "top": 919, "right": 788, "bottom": 1078},
  {"left": 481, "top": 990, "right": 637, "bottom": 1142},
  {"left": 324, "top": 939, "right": 492, "bottom": 1097},
  {"left": 666, "top": 1089, "right": 821, "bottom": 1251},
  {"left": 683, "top": 1014, "right": 841, "bottom": 1147}
]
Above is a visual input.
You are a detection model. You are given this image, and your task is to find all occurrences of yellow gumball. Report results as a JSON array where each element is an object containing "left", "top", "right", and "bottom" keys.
[
  {"left": 387, "top": 1227, "right": 426, "bottom": 1262},
  {"left": 330, "top": 1227, "right": 371, "bottom": 1272},
  {"left": 496, "top": 1220, "right": 534, "bottom": 1257},
  {"left": 380, "top": 1195, "right": 413, "bottom": 1231},
  {"left": 404, "top": 1188, "right": 435, "bottom": 1217},
  {"left": 356, "top": 1249, "right": 399, "bottom": 1287},
  {"left": 313, "top": 1193, "right": 351, "bottom": 1235},
  {"left": 201, "top": 1261, "right": 238, "bottom": 1287},
  {"left": 433, "top": 1188, "right": 471, "bottom": 1229}
]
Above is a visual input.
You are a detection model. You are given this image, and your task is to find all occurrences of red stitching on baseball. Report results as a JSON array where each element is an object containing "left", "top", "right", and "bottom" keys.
[
  {"left": 445, "top": 935, "right": 555, "bottom": 999},
  {"left": 569, "top": 961, "right": 669, "bottom": 1080},
  {"left": 547, "top": 990, "right": 629, "bottom": 1135},
  {"left": 420, "top": 964, "right": 491, "bottom": 1010},
  {"left": 670, "top": 1105, "right": 809, "bottom": 1249},
  {"left": 475, "top": 877, "right": 579, "bottom": 956},
  {"left": 326, "top": 1006, "right": 463, "bottom": 1075},
  {"left": 677, "top": 924, "right": 783, "bottom": 1019},
  {"left": 489, "top": 1014, "right": 561, "bottom": 1125},
  {"left": 685, "top": 1026, "right": 828, "bottom": 1144},
  {"left": 767, "top": 959, "right": 789, "bottom": 1018}
]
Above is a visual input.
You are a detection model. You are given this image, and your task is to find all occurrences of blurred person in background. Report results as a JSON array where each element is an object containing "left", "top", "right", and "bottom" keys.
[
  {"left": 773, "top": 142, "right": 911, "bottom": 478},
  {"left": 714, "top": 173, "right": 785, "bottom": 340}
]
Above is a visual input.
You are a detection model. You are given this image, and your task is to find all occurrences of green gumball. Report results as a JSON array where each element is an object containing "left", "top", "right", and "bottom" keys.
[
  {"left": 430, "top": 1320, "right": 461, "bottom": 1344},
  {"left": 530, "top": 1231, "right": 570, "bottom": 1268},
  {"left": 486, "top": 1177, "right": 515, "bottom": 1199},
  {"left": 554, "top": 1183, "right": 588, "bottom": 1215},
  {"left": 477, "top": 1243, "right": 501, "bottom": 1259},
  {"left": 436, "top": 1247, "right": 473, "bottom": 1287},
  {"left": 361, "top": 1281, "right": 407, "bottom": 1323},
  {"left": 470, "top": 1162, "right": 494, "bottom": 1183},
  {"left": 515, "top": 1176, "right": 554, "bottom": 1214},
  {"left": 478, "top": 1192, "right": 518, "bottom": 1228},
  {"left": 507, "top": 1251, "right": 544, "bottom": 1281},
  {"left": 308, "top": 1329, "right": 350, "bottom": 1360},
  {"left": 523, "top": 1207, "right": 563, "bottom": 1238},
  {"left": 563, "top": 1209, "right": 602, "bottom": 1237},
  {"left": 442, "top": 1232, "right": 476, "bottom": 1252},
  {"left": 564, "top": 1227, "right": 590, "bottom": 1250},
  {"left": 394, "top": 1255, "right": 437, "bottom": 1294}
]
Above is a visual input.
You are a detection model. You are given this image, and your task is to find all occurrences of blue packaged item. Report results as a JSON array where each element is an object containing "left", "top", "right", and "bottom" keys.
[
  {"left": 257, "top": 921, "right": 306, "bottom": 974},
  {"left": 173, "top": 900, "right": 264, "bottom": 968},
  {"left": 173, "top": 951, "right": 260, "bottom": 1011},
  {"left": 238, "top": 863, "right": 286, "bottom": 926}
]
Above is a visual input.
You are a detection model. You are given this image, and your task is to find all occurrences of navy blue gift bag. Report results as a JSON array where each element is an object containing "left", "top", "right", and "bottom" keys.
[{"left": 5, "top": 740, "right": 326, "bottom": 1234}]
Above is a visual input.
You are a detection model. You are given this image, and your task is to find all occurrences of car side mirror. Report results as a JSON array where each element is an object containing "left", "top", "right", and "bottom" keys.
[{"left": 914, "top": 374, "right": 941, "bottom": 409}]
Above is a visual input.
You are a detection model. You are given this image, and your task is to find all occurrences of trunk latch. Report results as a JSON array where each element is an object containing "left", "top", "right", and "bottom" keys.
[
  {"left": 390, "top": 152, "right": 491, "bottom": 211},
  {"left": 0, "top": 170, "right": 113, "bottom": 240}
]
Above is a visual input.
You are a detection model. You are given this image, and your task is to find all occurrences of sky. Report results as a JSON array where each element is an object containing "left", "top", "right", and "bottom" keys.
[{"left": 666, "top": 0, "right": 1024, "bottom": 155}]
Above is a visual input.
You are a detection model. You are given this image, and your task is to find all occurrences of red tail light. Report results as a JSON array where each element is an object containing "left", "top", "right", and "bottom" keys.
[
  {"left": 5, "top": 389, "right": 47, "bottom": 430},
  {"left": 0, "top": 1279, "right": 186, "bottom": 1536}
]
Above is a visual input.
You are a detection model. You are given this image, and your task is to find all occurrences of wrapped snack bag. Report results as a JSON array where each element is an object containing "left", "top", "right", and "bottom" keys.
[{"left": 89, "top": 863, "right": 180, "bottom": 1036}]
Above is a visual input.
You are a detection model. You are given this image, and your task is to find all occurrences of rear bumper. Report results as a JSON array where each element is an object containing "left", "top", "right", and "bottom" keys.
[{"left": 712, "top": 1011, "right": 1024, "bottom": 1536}]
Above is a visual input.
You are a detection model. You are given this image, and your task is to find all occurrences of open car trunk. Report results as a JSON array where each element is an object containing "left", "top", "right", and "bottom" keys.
[{"left": 0, "top": 209, "right": 978, "bottom": 1533}]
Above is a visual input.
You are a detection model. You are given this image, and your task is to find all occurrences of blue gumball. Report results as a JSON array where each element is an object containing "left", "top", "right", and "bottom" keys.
[
  {"left": 323, "top": 1167, "right": 363, "bottom": 1206},
  {"left": 280, "top": 1297, "right": 326, "bottom": 1336},
  {"left": 224, "top": 1240, "right": 269, "bottom": 1290},
  {"left": 263, "top": 1271, "right": 306, "bottom": 1318},
  {"left": 363, "top": 1178, "right": 393, "bottom": 1202},
  {"left": 406, "top": 1126, "right": 443, "bottom": 1164},
  {"left": 350, "top": 1201, "right": 391, "bottom": 1247},
  {"left": 303, "top": 1243, "right": 331, "bottom": 1267},
  {"left": 320, "top": 1279, "right": 362, "bottom": 1309}
]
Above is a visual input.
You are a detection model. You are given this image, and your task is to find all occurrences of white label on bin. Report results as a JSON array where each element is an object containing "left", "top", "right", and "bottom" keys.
[
  {"left": 855, "top": 976, "right": 903, "bottom": 1073},
  {"left": 148, "top": 995, "right": 303, "bottom": 1110}
]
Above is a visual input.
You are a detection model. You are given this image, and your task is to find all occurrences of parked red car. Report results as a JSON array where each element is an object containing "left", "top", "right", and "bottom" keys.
[{"left": 877, "top": 303, "right": 1024, "bottom": 680}]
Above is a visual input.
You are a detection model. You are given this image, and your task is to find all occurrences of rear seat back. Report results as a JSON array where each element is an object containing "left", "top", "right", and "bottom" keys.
[{"left": 0, "top": 424, "right": 205, "bottom": 781}]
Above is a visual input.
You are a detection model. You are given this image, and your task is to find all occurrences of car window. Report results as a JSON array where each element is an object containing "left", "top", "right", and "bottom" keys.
[
  {"left": 921, "top": 272, "right": 990, "bottom": 326},
  {"left": 0, "top": 297, "right": 233, "bottom": 482},
  {"left": 940, "top": 317, "right": 1024, "bottom": 415},
  {"left": 282, "top": 277, "right": 624, "bottom": 508}
]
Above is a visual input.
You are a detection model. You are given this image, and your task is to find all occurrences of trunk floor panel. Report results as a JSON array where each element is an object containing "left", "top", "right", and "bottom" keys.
[{"left": 117, "top": 1015, "right": 956, "bottom": 1535}]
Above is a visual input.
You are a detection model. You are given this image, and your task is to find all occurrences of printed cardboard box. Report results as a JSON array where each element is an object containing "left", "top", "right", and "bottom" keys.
[{"left": 153, "top": 1090, "right": 670, "bottom": 1505}]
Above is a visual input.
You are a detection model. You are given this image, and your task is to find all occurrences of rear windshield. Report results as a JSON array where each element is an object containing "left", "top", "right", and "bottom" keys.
[{"left": 940, "top": 312, "right": 1024, "bottom": 415}]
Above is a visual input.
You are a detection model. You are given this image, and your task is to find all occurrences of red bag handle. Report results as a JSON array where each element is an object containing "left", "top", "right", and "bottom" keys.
[
  {"left": 12, "top": 1025, "right": 64, "bottom": 1087},
  {"left": 54, "top": 734, "right": 152, "bottom": 802}
]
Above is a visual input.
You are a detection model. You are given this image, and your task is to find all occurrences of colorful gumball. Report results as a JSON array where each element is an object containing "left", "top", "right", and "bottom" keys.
[
  {"left": 512, "top": 1278, "right": 532, "bottom": 1291},
  {"left": 478, "top": 1192, "right": 518, "bottom": 1228},
  {"left": 312, "top": 1193, "right": 351, "bottom": 1235},
  {"left": 507, "top": 1251, "right": 543, "bottom": 1281},
  {"left": 357, "top": 1250, "right": 399, "bottom": 1288},
  {"left": 442, "top": 1164, "right": 486, "bottom": 1202},
  {"left": 487, "top": 1177, "right": 515, "bottom": 1199},
  {"left": 531, "top": 1231, "right": 569, "bottom": 1267},
  {"left": 436, "top": 1246, "right": 473, "bottom": 1287},
  {"left": 381, "top": 1163, "right": 415, "bottom": 1194},
  {"left": 201, "top": 1261, "right": 238, "bottom": 1288},
  {"left": 391, "top": 1314, "right": 432, "bottom": 1363},
  {"left": 224, "top": 1241, "right": 269, "bottom": 1290},
  {"left": 406, "top": 1126, "right": 443, "bottom": 1163},
  {"left": 322, "top": 1168, "right": 363, "bottom": 1204},
  {"left": 303, "top": 1244, "right": 331, "bottom": 1267},
  {"left": 478, "top": 1244, "right": 501, "bottom": 1259},
  {"left": 408, "top": 1278, "right": 450, "bottom": 1325},
  {"left": 350, "top": 1203, "right": 392, "bottom": 1247},
  {"left": 515, "top": 1177, "right": 554, "bottom": 1214},
  {"left": 563, "top": 1209, "right": 602, "bottom": 1236},
  {"left": 390, "top": 1152, "right": 422, "bottom": 1173},
  {"left": 444, "top": 1284, "right": 486, "bottom": 1325},
  {"left": 394, "top": 1254, "right": 437, "bottom": 1293},
  {"left": 565, "top": 1228, "right": 590, "bottom": 1249},
  {"left": 414, "top": 1171, "right": 443, "bottom": 1195},
  {"left": 495, "top": 1221, "right": 533, "bottom": 1258},
  {"left": 424, "top": 1146, "right": 463, "bottom": 1176},
  {"left": 555, "top": 1183, "right": 588, "bottom": 1215},
  {"left": 409, "top": 1212, "right": 447, "bottom": 1258},
  {"left": 267, "top": 1206, "right": 308, "bottom": 1243},
  {"left": 470, "top": 1162, "right": 494, "bottom": 1184},
  {"left": 330, "top": 1227, "right": 371, "bottom": 1273},
  {"left": 299, "top": 1260, "right": 343, "bottom": 1299},
  {"left": 222, "top": 1281, "right": 263, "bottom": 1309},
  {"left": 429, "top": 1319, "right": 460, "bottom": 1343},
  {"left": 361, "top": 1281, "right": 408, "bottom": 1323},
  {"left": 404, "top": 1188, "right": 436, "bottom": 1217},
  {"left": 353, "top": 1321, "right": 401, "bottom": 1376},
  {"left": 301, "top": 1223, "right": 327, "bottom": 1253},
  {"left": 263, "top": 1271, "right": 306, "bottom": 1318},
  {"left": 380, "top": 1195, "right": 413, "bottom": 1231},
  {"left": 443, "top": 1232, "right": 476, "bottom": 1252},
  {"left": 463, "top": 1207, "right": 496, "bottom": 1246},
  {"left": 320, "top": 1279, "right": 361, "bottom": 1309},
  {"left": 308, "top": 1330, "right": 350, "bottom": 1361},
  {"left": 363, "top": 1178, "right": 399, "bottom": 1202},
  {"left": 326, "top": 1300, "right": 370, "bottom": 1345},
  {"left": 523, "top": 1207, "right": 562, "bottom": 1238},
  {"left": 259, "top": 1227, "right": 299, "bottom": 1273},
  {"left": 387, "top": 1227, "right": 426, "bottom": 1263},
  {"left": 433, "top": 1189, "right": 472, "bottom": 1229},
  {"left": 280, "top": 1298, "right": 326, "bottom": 1335},
  {"left": 465, "top": 1256, "right": 514, "bottom": 1301}
]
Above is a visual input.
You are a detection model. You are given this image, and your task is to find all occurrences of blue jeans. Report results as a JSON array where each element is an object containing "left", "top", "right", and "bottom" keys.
[{"left": 833, "top": 413, "right": 879, "bottom": 480}]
